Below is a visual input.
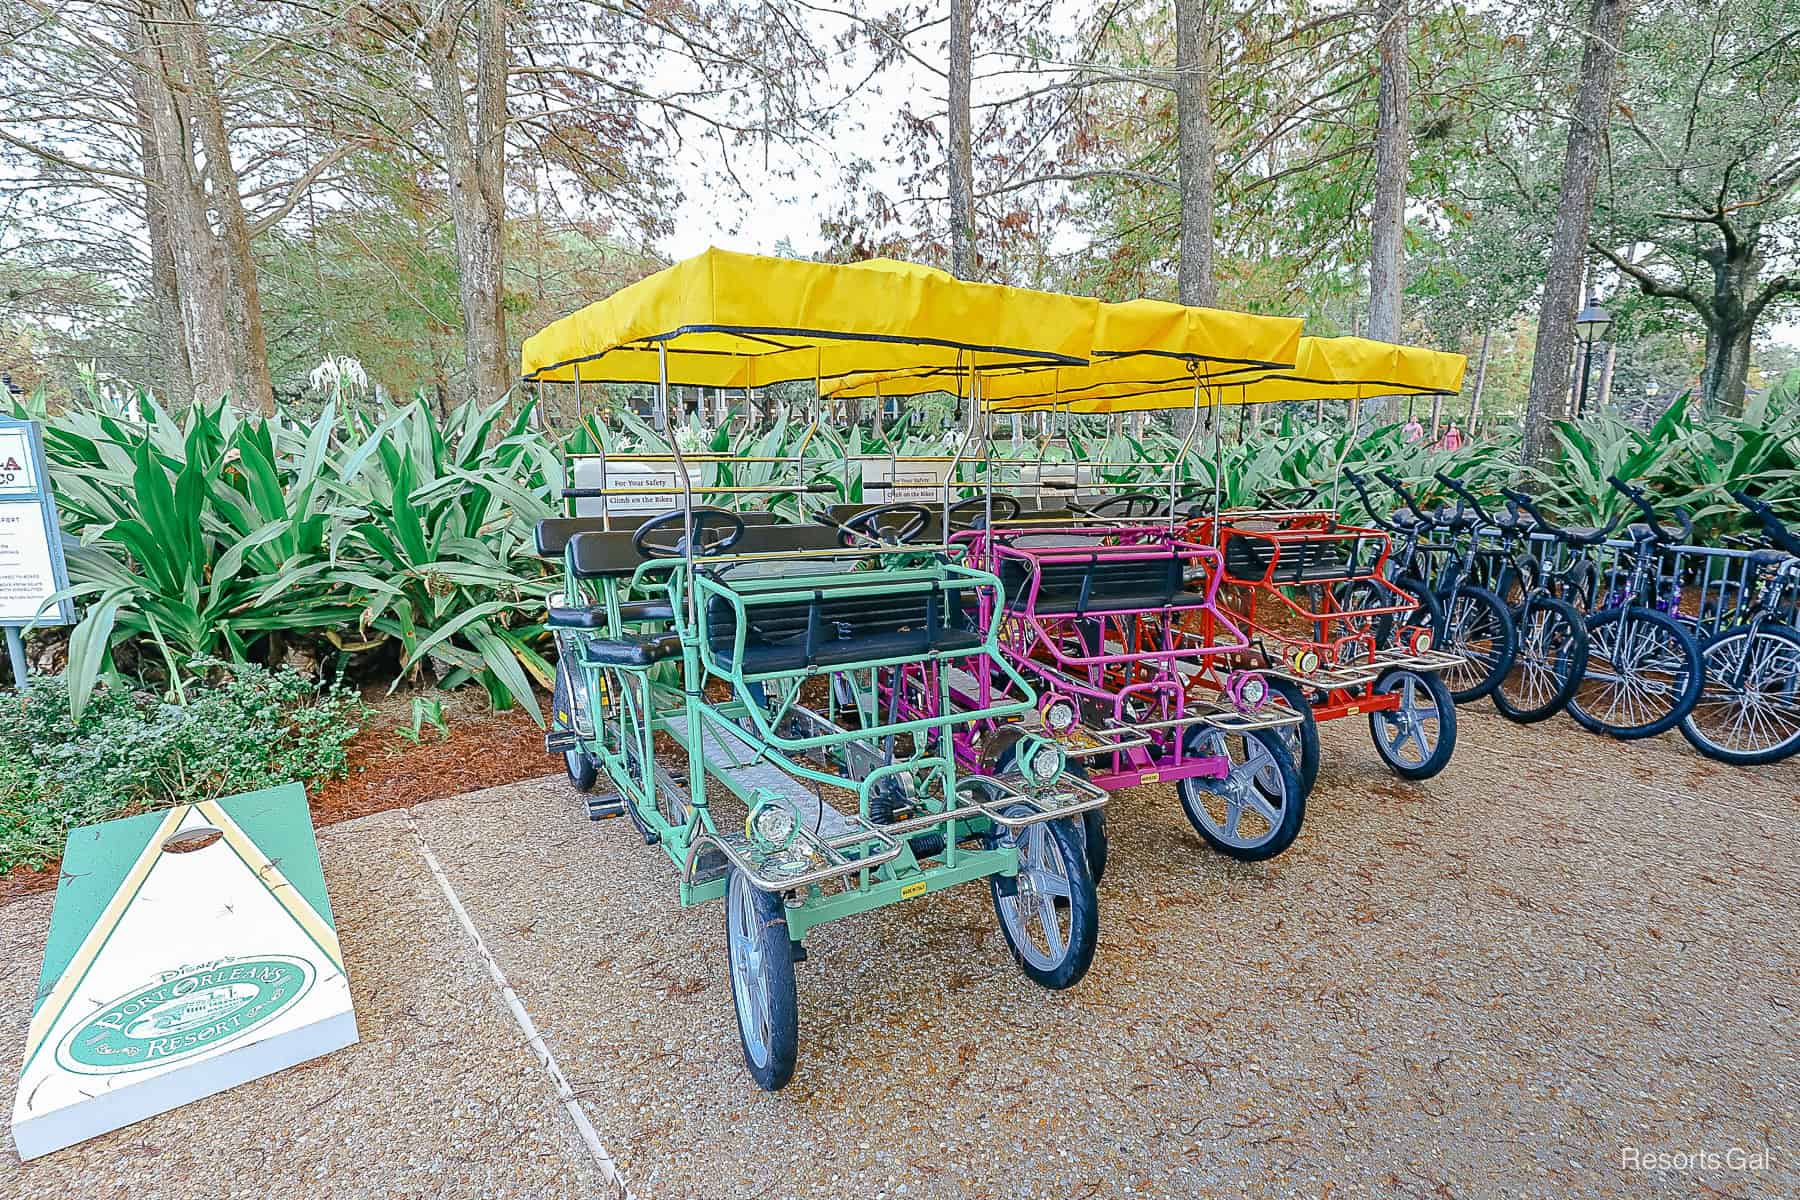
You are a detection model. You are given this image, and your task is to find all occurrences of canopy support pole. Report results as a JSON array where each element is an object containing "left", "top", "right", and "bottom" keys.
[{"left": 659, "top": 341, "right": 697, "bottom": 627}]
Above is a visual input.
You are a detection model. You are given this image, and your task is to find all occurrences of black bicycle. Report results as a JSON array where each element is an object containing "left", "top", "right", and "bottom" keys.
[
  {"left": 1565, "top": 477, "right": 1705, "bottom": 740},
  {"left": 1677, "top": 491, "right": 1800, "bottom": 765},
  {"left": 1344, "top": 469, "right": 1516, "bottom": 703},
  {"left": 1437, "top": 474, "right": 1593, "bottom": 724}
]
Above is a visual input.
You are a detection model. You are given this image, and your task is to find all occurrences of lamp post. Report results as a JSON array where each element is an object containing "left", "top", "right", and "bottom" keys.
[{"left": 1573, "top": 294, "right": 1613, "bottom": 418}]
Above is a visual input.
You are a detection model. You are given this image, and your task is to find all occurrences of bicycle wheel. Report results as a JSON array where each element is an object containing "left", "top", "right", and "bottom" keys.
[
  {"left": 1438, "top": 585, "right": 1517, "bottom": 703},
  {"left": 1569, "top": 607, "right": 1704, "bottom": 739},
  {"left": 1492, "top": 594, "right": 1589, "bottom": 724},
  {"left": 1678, "top": 623, "right": 1800, "bottom": 765}
]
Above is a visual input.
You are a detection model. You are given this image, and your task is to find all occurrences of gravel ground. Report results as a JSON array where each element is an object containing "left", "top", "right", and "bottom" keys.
[
  {"left": 416, "top": 708, "right": 1796, "bottom": 1200},
  {"left": 5, "top": 709, "right": 1795, "bottom": 1199}
]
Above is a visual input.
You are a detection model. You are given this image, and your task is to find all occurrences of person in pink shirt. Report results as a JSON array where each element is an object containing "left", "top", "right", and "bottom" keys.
[{"left": 1440, "top": 422, "right": 1464, "bottom": 451}]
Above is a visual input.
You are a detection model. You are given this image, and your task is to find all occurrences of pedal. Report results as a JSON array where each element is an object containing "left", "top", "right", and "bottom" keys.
[
  {"left": 545, "top": 730, "right": 578, "bottom": 753},
  {"left": 993, "top": 873, "right": 1020, "bottom": 899},
  {"left": 587, "top": 795, "right": 626, "bottom": 821},
  {"left": 791, "top": 942, "right": 808, "bottom": 964}
]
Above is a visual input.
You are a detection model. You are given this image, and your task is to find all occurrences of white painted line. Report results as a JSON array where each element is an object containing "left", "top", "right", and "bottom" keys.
[{"left": 405, "top": 810, "right": 638, "bottom": 1199}]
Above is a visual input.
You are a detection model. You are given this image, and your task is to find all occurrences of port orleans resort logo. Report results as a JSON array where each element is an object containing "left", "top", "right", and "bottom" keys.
[{"left": 56, "top": 956, "right": 315, "bottom": 1075}]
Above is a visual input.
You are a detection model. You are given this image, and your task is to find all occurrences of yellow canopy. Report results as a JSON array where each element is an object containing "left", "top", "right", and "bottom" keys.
[
  {"left": 822, "top": 297, "right": 1302, "bottom": 401},
  {"left": 519, "top": 247, "right": 1101, "bottom": 386},
  {"left": 985, "top": 335, "right": 1467, "bottom": 413}
]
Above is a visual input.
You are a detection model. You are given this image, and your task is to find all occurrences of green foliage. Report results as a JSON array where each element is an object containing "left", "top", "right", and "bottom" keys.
[
  {"left": 0, "top": 660, "right": 364, "bottom": 873},
  {"left": 26, "top": 389, "right": 557, "bottom": 723}
]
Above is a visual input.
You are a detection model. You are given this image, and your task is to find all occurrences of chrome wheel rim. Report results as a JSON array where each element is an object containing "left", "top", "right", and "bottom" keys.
[
  {"left": 726, "top": 874, "right": 773, "bottom": 1068},
  {"left": 1373, "top": 671, "right": 1442, "bottom": 767},
  {"left": 1502, "top": 606, "right": 1576, "bottom": 711},
  {"left": 1183, "top": 730, "right": 1288, "bottom": 849},
  {"left": 1688, "top": 631, "right": 1800, "bottom": 755},
  {"left": 995, "top": 815, "right": 1074, "bottom": 971},
  {"left": 1575, "top": 617, "right": 1690, "bottom": 730}
]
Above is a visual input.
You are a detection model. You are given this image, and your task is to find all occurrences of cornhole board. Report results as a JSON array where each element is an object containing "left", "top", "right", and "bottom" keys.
[{"left": 10, "top": 783, "right": 357, "bottom": 1160}]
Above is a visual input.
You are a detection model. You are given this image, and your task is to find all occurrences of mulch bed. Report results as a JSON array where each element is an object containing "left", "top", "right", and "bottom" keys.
[{"left": 0, "top": 702, "right": 555, "bottom": 908}]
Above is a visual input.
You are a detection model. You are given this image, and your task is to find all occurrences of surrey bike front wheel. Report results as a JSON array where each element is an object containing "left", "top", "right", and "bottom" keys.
[
  {"left": 725, "top": 869, "right": 800, "bottom": 1092},
  {"left": 1678, "top": 623, "right": 1800, "bottom": 766},
  {"left": 1568, "top": 606, "right": 1704, "bottom": 740},
  {"left": 985, "top": 806, "right": 1099, "bottom": 990},
  {"left": 1492, "top": 594, "right": 1589, "bottom": 724},
  {"left": 1177, "top": 726, "right": 1305, "bottom": 862},
  {"left": 1367, "top": 667, "right": 1457, "bottom": 780}
]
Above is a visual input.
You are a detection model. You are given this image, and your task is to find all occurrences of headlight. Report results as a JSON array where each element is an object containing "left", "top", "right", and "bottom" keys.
[
  {"left": 1407, "top": 627, "right": 1434, "bottom": 654},
  {"left": 746, "top": 792, "right": 800, "bottom": 853},
  {"left": 1228, "top": 670, "right": 1270, "bottom": 714},
  {"left": 1016, "top": 736, "right": 1066, "bottom": 788},
  {"left": 1039, "top": 693, "right": 1079, "bottom": 738},
  {"left": 1291, "top": 648, "right": 1321, "bottom": 677}
]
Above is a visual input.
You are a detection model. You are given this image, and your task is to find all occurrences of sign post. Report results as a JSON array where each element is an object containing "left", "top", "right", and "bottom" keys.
[{"left": 0, "top": 414, "right": 73, "bottom": 690}]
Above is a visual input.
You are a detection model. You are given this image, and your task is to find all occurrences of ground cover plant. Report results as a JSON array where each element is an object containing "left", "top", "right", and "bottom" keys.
[{"left": 0, "top": 659, "right": 364, "bottom": 873}]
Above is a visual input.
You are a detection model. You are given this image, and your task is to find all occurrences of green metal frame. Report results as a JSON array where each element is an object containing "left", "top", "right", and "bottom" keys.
[{"left": 555, "top": 540, "right": 1100, "bottom": 941}]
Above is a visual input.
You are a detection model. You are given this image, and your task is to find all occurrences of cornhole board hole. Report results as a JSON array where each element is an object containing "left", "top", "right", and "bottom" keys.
[{"left": 11, "top": 783, "right": 357, "bottom": 1160}]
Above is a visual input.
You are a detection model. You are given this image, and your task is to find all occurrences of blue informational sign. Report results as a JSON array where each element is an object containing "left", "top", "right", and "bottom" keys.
[{"left": 0, "top": 414, "right": 73, "bottom": 629}]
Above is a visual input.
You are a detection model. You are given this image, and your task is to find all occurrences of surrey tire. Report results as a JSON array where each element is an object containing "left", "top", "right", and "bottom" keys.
[
  {"left": 564, "top": 749, "right": 598, "bottom": 792},
  {"left": 985, "top": 807, "right": 1099, "bottom": 990},
  {"left": 1492, "top": 595, "right": 1589, "bottom": 724},
  {"left": 1678, "top": 623, "right": 1800, "bottom": 765},
  {"left": 994, "top": 747, "right": 1106, "bottom": 885},
  {"left": 1264, "top": 675, "right": 1321, "bottom": 797},
  {"left": 725, "top": 870, "right": 799, "bottom": 1091},
  {"left": 1367, "top": 668, "right": 1457, "bottom": 780},
  {"left": 1177, "top": 726, "right": 1305, "bottom": 862},
  {"left": 1569, "top": 607, "right": 1704, "bottom": 740}
]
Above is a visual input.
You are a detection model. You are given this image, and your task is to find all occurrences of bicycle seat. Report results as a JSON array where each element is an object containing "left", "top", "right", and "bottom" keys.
[
  {"left": 1751, "top": 547, "right": 1791, "bottom": 568},
  {"left": 1389, "top": 509, "right": 1426, "bottom": 532}
]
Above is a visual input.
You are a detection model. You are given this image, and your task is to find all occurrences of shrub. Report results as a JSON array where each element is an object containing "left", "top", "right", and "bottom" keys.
[{"left": 0, "top": 659, "right": 365, "bottom": 873}]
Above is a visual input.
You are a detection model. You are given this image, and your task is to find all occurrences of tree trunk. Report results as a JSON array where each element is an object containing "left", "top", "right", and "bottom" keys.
[
  {"left": 1469, "top": 328, "right": 1491, "bottom": 434},
  {"left": 1700, "top": 320, "right": 1754, "bottom": 417},
  {"left": 137, "top": 0, "right": 236, "bottom": 409},
  {"left": 1523, "top": 0, "right": 1627, "bottom": 465},
  {"left": 1364, "top": 0, "right": 1410, "bottom": 429},
  {"left": 1174, "top": 0, "right": 1216, "bottom": 307},
  {"left": 1368, "top": 0, "right": 1409, "bottom": 340},
  {"left": 426, "top": 0, "right": 512, "bottom": 406},
  {"left": 129, "top": 43, "right": 192, "bottom": 407},
  {"left": 177, "top": 11, "right": 274, "bottom": 416},
  {"left": 947, "top": 0, "right": 976, "bottom": 278}
]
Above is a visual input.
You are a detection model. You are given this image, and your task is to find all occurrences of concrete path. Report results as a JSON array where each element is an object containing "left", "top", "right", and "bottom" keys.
[{"left": 6, "top": 708, "right": 1797, "bottom": 1198}]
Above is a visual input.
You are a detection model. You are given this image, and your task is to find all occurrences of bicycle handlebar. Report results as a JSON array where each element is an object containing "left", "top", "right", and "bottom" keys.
[
  {"left": 1732, "top": 489, "right": 1800, "bottom": 558},
  {"left": 1342, "top": 470, "right": 1399, "bottom": 533},
  {"left": 1434, "top": 471, "right": 1499, "bottom": 527},
  {"left": 1499, "top": 488, "right": 1620, "bottom": 546},
  {"left": 1607, "top": 475, "right": 1694, "bottom": 545},
  {"left": 1375, "top": 469, "right": 1435, "bottom": 526}
]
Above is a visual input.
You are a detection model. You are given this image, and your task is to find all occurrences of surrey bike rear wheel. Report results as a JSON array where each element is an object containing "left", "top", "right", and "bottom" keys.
[
  {"left": 1678, "top": 623, "right": 1800, "bottom": 765},
  {"left": 1568, "top": 607, "right": 1704, "bottom": 740},
  {"left": 1492, "top": 595, "right": 1589, "bottom": 724}
]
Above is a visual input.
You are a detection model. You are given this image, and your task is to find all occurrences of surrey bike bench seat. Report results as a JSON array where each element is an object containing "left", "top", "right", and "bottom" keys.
[
  {"left": 1220, "top": 528, "right": 1384, "bottom": 585},
  {"left": 999, "top": 540, "right": 1202, "bottom": 616},
  {"left": 677, "top": 521, "right": 983, "bottom": 675}
]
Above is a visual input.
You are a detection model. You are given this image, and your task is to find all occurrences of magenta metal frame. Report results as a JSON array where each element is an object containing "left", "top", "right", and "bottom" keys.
[{"left": 884, "top": 519, "right": 1292, "bottom": 791}]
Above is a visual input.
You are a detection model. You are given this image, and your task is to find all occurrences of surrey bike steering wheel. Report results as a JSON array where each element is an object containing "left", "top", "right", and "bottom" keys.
[
  {"left": 948, "top": 494, "right": 1023, "bottom": 527},
  {"left": 842, "top": 502, "right": 935, "bottom": 546},
  {"left": 632, "top": 507, "right": 747, "bottom": 559},
  {"left": 1079, "top": 491, "right": 1167, "bottom": 519}
]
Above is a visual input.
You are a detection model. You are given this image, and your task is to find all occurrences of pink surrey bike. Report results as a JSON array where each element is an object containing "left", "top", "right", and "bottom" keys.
[{"left": 874, "top": 506, "right": 1307, "bottom": 871}]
